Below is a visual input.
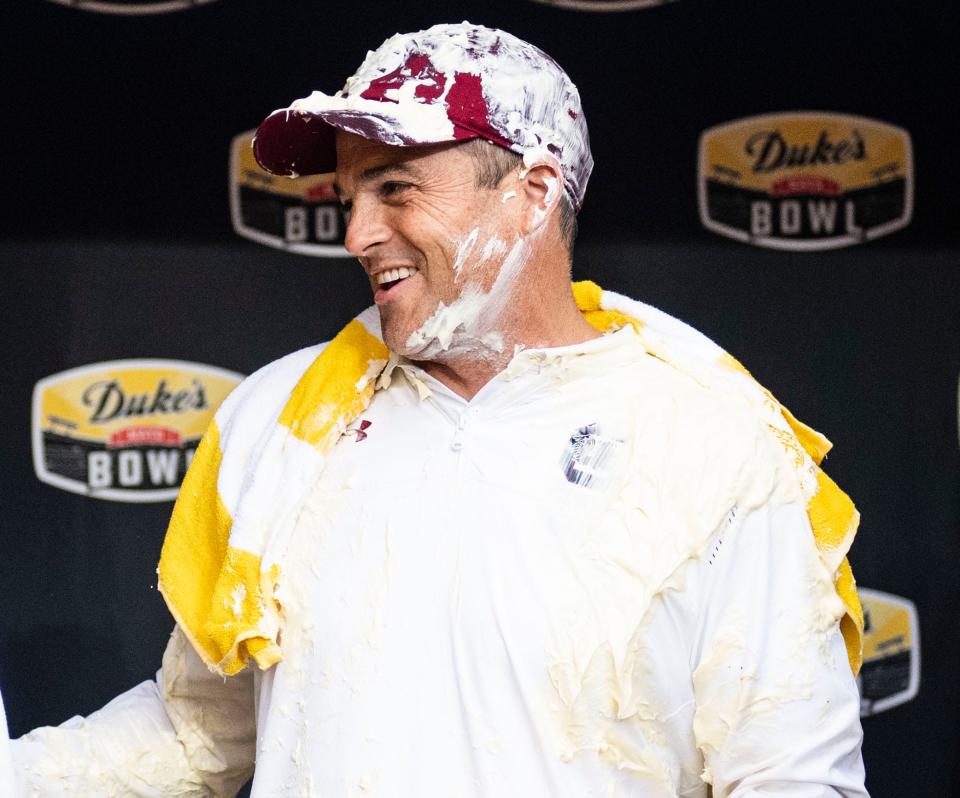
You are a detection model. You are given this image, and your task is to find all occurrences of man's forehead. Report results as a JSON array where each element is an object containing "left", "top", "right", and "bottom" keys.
[
  {"left": 332, "top": 142, "right": 420, "bottom": 198},
  {"left": 335, "top": 132, "right": 409, "bottom": 172},
  {"left": 332, "top": 161, "right": 417, "bottom": 199},
  {"left": 333, "top": 132, "right": 469, "bottom": 193}
]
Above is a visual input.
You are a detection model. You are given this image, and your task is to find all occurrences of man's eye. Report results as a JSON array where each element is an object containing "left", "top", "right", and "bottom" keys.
[{"left": 381, "top": 182, "right": 412, "bottom": 197}]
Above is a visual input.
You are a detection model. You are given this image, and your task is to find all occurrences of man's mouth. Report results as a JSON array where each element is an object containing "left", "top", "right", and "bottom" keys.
[{"left": 375, "top": 266, "right": 419, "bottom": 301}]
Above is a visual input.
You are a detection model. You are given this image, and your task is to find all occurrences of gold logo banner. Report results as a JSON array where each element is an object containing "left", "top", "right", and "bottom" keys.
[
  {"left": 32, "top": 359, "right": 242, "bottom": 502},
  {"left": 699, "top": 112, "right": 913, "bottom": 250}
]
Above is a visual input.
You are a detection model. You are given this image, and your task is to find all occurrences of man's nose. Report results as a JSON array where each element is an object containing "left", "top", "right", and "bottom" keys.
[{"left": 343, "top": 198, "right": 392, "bottom": 257}]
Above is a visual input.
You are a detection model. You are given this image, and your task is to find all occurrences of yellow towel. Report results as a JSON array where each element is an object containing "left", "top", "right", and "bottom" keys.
[{"left": 158, "top": 284, "right": 862, "bottom": 677}]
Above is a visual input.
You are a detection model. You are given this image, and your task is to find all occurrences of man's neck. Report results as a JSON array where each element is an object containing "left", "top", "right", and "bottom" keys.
[{"left": 410, "top": 297, "right": 602, "bottom": 401}]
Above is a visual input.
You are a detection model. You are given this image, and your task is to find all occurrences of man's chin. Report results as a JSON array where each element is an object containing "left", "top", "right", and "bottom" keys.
[
  {"left": 377, "top": 308, "right": 421, "bottom": 357},
  {"left": 381, "top": 322, "right": 448, "bottom": 362}
]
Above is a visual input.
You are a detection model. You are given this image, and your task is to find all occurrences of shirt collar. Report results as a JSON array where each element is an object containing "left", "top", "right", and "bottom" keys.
[{"left": 376, "top": 325, "right": 643, "bottom": 406}]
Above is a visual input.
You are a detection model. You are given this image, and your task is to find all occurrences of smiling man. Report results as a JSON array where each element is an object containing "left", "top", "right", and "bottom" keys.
[{"left": 13, "top": 22, "right": 868, "bottom": 798}]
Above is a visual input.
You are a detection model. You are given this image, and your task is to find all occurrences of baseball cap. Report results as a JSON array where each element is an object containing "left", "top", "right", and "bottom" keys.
[{"left": 253, "top": 22, "right": 593, "bottom": 212}]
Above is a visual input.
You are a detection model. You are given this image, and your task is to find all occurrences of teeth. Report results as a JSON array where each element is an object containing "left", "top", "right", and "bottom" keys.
[{"left": 376, "top": 266, "right": 418, "bottom": 285}]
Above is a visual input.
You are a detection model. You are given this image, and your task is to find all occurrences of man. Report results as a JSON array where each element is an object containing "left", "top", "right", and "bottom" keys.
[{"left": 13, "top": 22, "right": 868, "bottom": 797}]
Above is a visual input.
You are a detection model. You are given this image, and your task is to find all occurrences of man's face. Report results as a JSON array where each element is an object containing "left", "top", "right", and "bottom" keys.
[{"left": 334, "top": 131, "right": 516, "bottom": 358}]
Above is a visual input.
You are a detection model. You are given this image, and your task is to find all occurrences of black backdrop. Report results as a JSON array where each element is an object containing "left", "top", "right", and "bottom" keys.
[{"left": 2, "top": 2, "right": 958, "bottom": 796}]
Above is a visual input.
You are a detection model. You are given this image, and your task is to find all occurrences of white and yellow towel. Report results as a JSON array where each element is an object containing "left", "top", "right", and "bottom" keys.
[{"left": 158, "top": 282, "right": 863, "bottom": 678}]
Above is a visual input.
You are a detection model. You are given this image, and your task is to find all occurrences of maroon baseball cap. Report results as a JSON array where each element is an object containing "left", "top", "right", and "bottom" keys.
[{"left": 253, "top": 22, "right": 593, "bottom": 211}]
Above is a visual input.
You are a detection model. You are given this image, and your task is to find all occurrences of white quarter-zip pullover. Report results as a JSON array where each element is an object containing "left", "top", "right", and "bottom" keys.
[{"left": 13, "top": 328, "right": 867, "bottom": 797}]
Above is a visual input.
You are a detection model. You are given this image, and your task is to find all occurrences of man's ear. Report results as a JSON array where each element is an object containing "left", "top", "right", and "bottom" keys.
[{"left": 517, "top": 158, "right": 564, "bottom": 236}]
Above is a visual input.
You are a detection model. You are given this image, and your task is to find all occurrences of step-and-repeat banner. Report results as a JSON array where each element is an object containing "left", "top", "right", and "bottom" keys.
[{"left": 2, "top": 1, "right": 957, "bottom": 795}]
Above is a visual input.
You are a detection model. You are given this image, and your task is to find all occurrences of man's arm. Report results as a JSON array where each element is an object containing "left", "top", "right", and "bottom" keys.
[
  {"left": 692, "top": 500, "right": 868, "bottom": 797},
  {"left": 12, "top": 626, "right": 256, "bottom": 797}
]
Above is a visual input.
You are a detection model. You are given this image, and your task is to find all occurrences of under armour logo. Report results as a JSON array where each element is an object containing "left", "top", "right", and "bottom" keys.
[{"left": 345, "top": 419, "right": 372, "bottom": 442}]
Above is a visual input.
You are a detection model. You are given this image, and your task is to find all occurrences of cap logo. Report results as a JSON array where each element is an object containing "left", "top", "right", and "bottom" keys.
[
  {"left": 446, "top": 73, "right": 512, "bottom": 148},
  {"left": 361, "top": 54, "right": 447, "bottom": 104},
  {"left": 357, "top": 53, "right": 510, "bottom": 150}
]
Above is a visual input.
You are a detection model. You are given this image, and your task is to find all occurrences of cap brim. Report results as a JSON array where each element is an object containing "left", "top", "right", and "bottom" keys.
[
  {"left": 253, "top": 99, "right": 474, "bottom": 178},
  {"left": 253, "top": 109, "right": 339, "bottom": 177}
]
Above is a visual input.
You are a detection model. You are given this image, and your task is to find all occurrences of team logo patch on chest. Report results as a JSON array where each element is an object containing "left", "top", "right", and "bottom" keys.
[{"left": 560, "top": 423, "right": 625, "bottom": 489}]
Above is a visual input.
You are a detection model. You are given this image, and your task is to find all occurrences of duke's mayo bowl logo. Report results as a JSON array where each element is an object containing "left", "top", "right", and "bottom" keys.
[
  {"left": 527, "top": 0, "right": 674, "bottom": 10},
  {"left": 857, "top": 588, "right": 920, "bottom": 717},
  {"left": 698, "top": 112, "right": 913, "bottom": 250},
  {"left": 230, "top": 129, "right": 349, "bottom": 258},
  {"left": 32, "top": 360, "right": 242, "bottom": 502},
  {"left": 44, "top": 0, "right": 221, "bottom": 14}
]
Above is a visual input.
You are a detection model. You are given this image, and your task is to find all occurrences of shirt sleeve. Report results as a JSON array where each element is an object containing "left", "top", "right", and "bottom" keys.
[
  {"left": 11, "top": 626, "right": 256, "bottom": 797},
  {"left": 691, "top": 500, "right": 868, "bottom": 798}
]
